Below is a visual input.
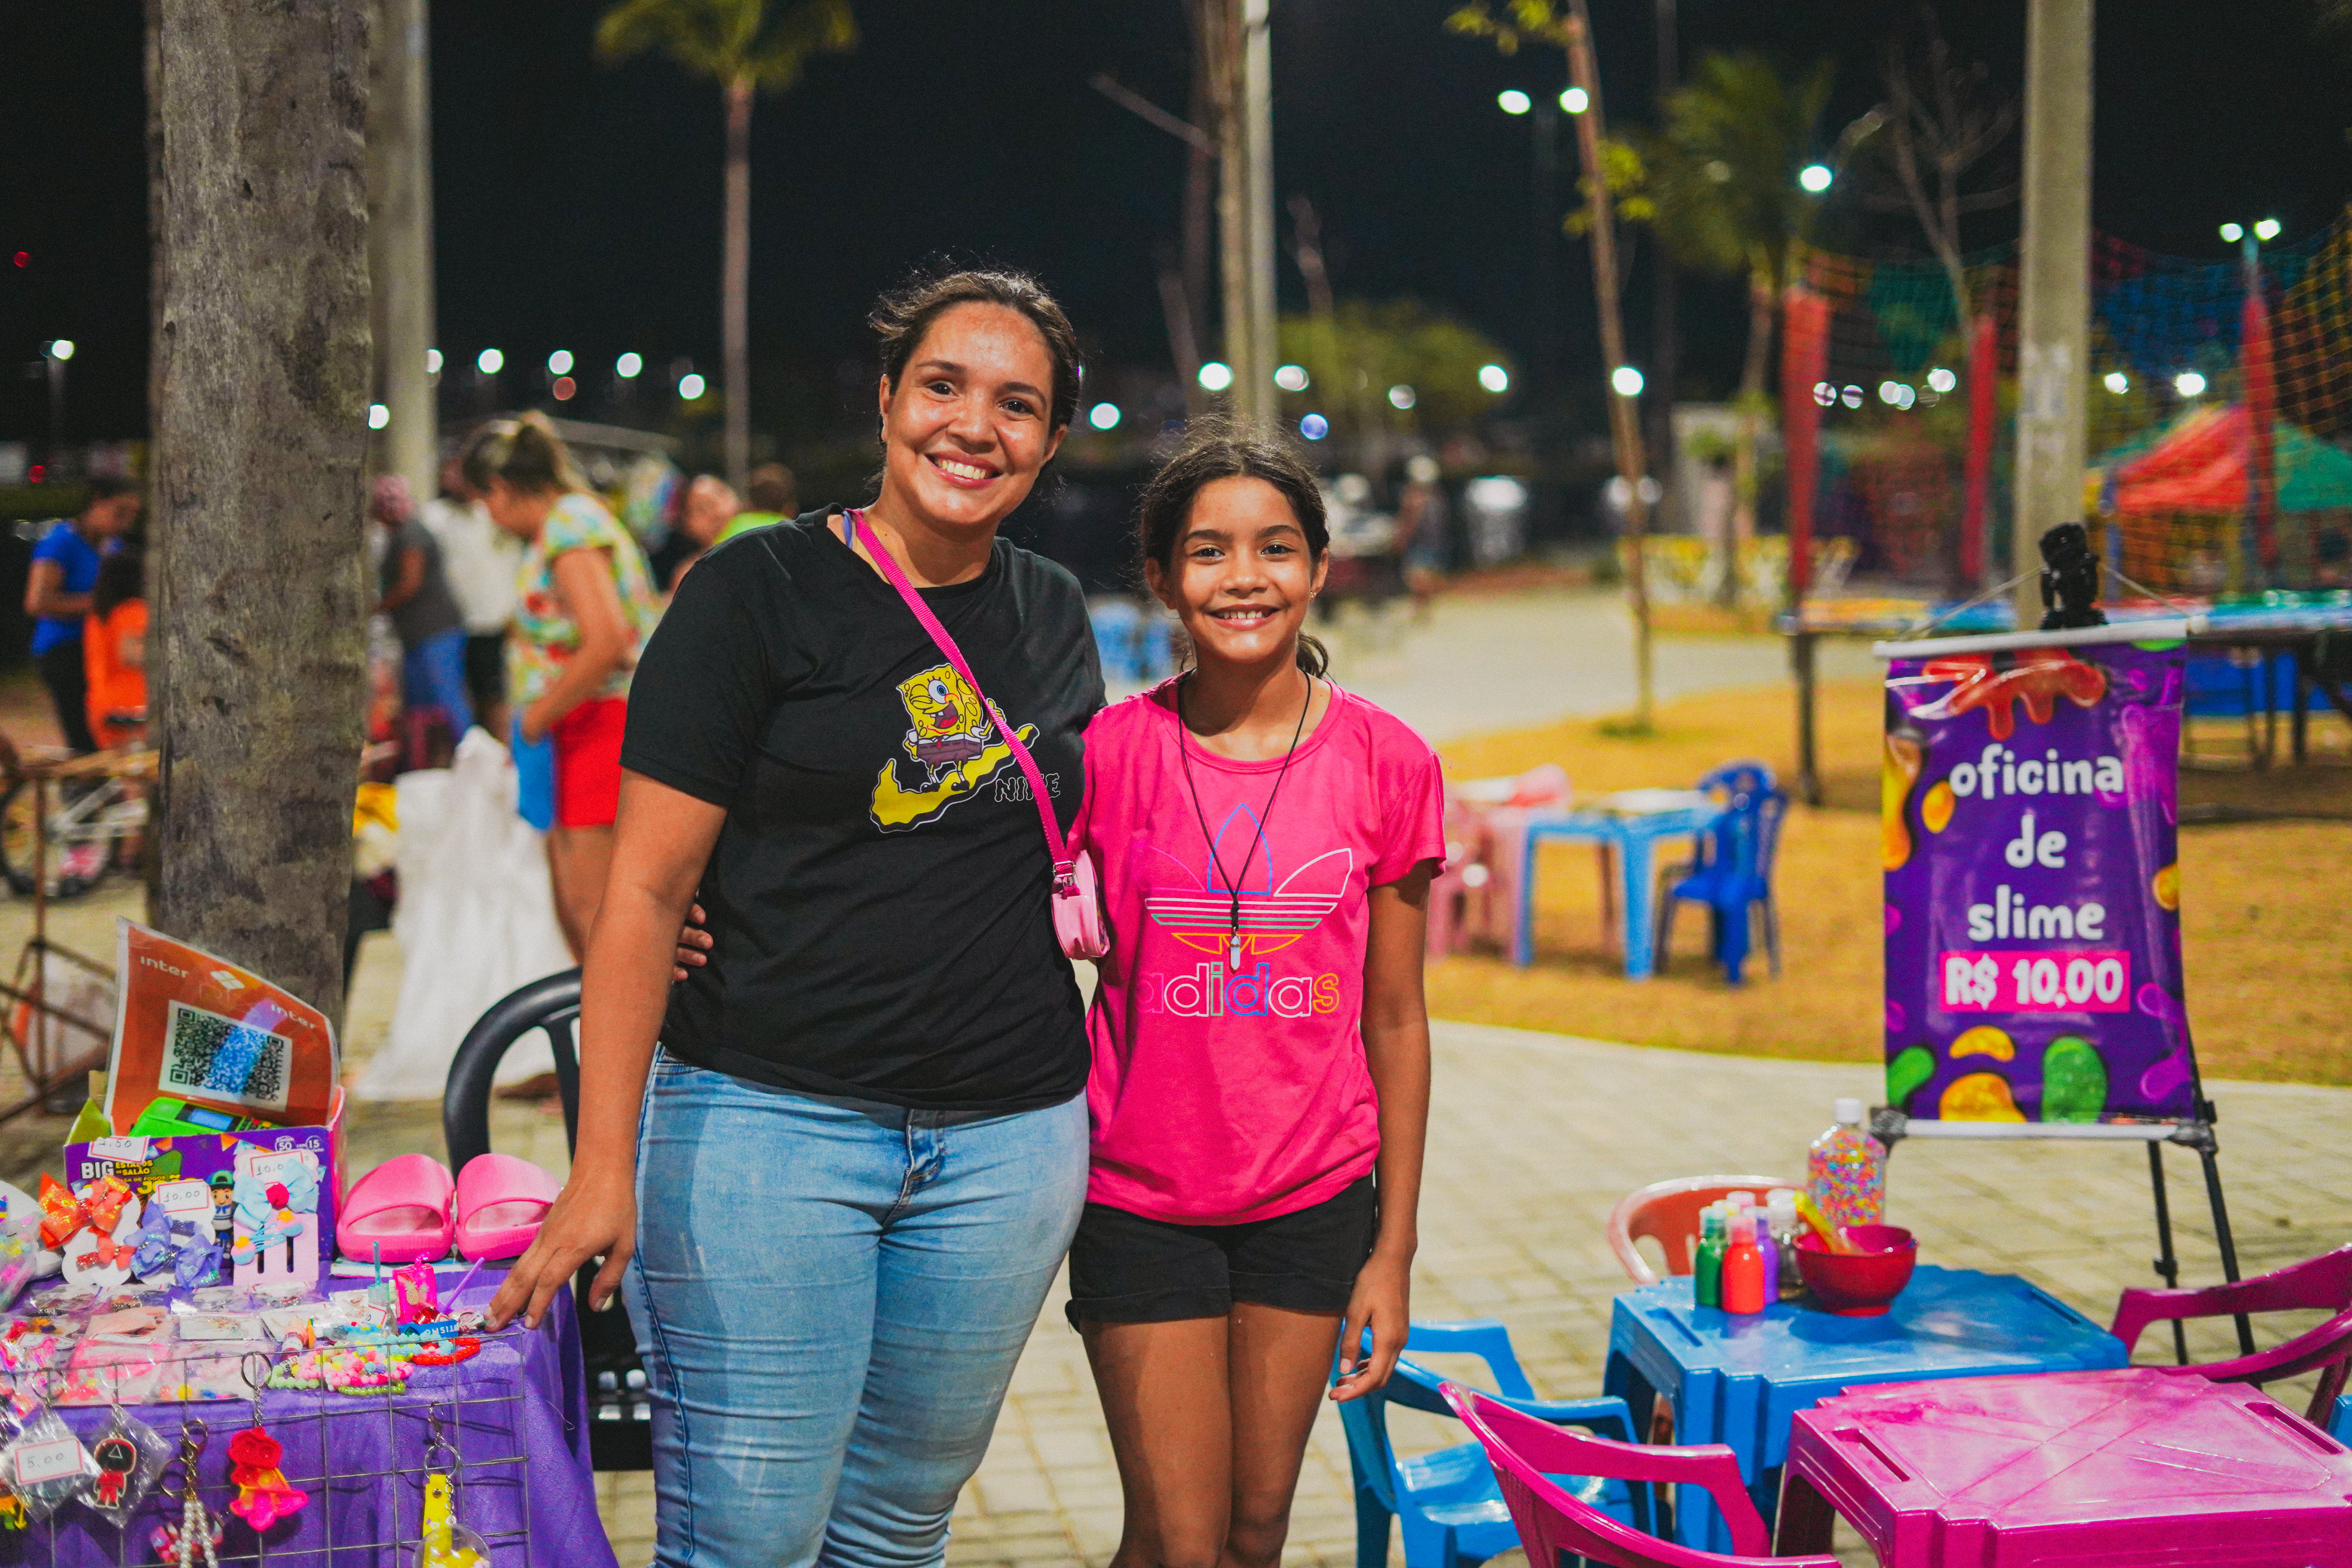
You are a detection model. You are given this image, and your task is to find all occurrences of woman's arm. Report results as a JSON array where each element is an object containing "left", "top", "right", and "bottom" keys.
[
  {"left": 24, "top": 560, "right": 90, "bottom": 621},
  {"left": 521, "top": 547, "right": 633, "bottom": 743},
  {"left": 379, "top": 543, "right": 426, "bottom": 612},
  {"left": 1331, "top": 863, "right": 1434, "bottom": 1402},
  {"left": 486, "top": 771, "right": 727, "bottom": 1330}
]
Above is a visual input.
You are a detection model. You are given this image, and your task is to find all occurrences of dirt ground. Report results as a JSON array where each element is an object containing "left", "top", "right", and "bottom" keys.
[{"left": 1429, "top": 679, "right": 2352, "bottom": 1085}]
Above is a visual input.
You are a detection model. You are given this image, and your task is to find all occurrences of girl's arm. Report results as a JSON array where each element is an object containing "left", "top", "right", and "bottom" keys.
[
  {"left": 521, "top": 547, "right": 633, "bottom": 742},
  {"left": 1331, "top": 862, "right": 1434, "bottom": 1402},
  {"left": 24, "top": 560, "right": 90, "bottom": 621},
  {"left": 486, "top": 771, "right": 726, "bottom": 1330}
]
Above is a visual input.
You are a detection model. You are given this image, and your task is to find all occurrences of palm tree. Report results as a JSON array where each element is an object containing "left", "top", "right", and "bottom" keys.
[
  {"left": 1631, "top": 54, "right": 1834, "bottom": 602},
  {"left": 597, "top": 0, "right": 856, "bottom": 491}
]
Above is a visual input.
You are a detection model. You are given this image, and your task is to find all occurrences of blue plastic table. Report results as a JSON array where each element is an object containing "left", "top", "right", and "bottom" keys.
[
  {"left": 1511, "top": 801, "right": 1723, "bottom": 978},
  {"left": 1603, "top": 1267, "right": 2127, "bottom": 1551}
]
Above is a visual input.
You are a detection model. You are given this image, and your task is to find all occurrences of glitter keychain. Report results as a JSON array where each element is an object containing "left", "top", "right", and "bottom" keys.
[{"left": 415, "top": 1407, "right": 488, "bottom": 1568}]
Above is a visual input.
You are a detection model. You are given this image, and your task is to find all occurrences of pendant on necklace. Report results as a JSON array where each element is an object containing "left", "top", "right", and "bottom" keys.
[{"left": 1227, "top": 930, "right": 1243, "bottom": 971}]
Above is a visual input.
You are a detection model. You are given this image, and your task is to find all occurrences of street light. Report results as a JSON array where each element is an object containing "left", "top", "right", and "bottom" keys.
[
  {"left": 2175, "top": 371, "right": 2207, "bottom": 397},
  {"left": 1088, "top": 402, "right": 1121, "bottom": 431},
  {"left": 1299, "top": 414, "right": 1329, "bottom": 440},
  {"left": 368, "top": 403, "right": 390, "bottom": 430},
  {"left": 615, "top": 353, "right": 644, "bottom": 379},
  {"left": 1274, "top": 363, "right": 1309, "bottom": 392},
  {"left": 678, "top": 372, "right": 708, "bottom": 400},
  {"left": 1611, "top": 365, "right": 1644, "bottom": 397},
  {"left": 1798, "top": 164, "right": 1833, "bottom": 194},
  {"left": 1198, "top": 361, "right": 1235, "bottom": 392},
  {"left": 2219, "top": 223, "right": 2244, "bottom": 243},
  {"left": 2255, "top": 218, "right": 2282, "bottom": 241},
  {"left": 1497, "top": 89, "right": 1532, "bottom": 115},
  {"left": 47, "top": 340, "right": 74, "bottom": 362},
  {"left": 1387, "top": 384, "right": 1417, "bottom": 410},
  {"left": 1927, "top": 367, "right": 1958, "bottom": 394},
  {"left": 476, "top": 348, "right": 504, "bottom": 375},
  {"left": 1559, "top": 86, "right": 1588, "bottom": 114},
  {"left": 2104, "top": 371, "right": 2130, "bottom": 394},
  {"left": 425, "top": 348, "right": 442, "bottom": 375},
  {"left": 1478, "top": 364, "right": 1511, "bottom": 394},
  {"left": 547, "top": 349, "right": 574, "bottom": 375}
]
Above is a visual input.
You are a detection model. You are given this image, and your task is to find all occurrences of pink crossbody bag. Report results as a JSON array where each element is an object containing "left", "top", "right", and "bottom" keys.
[{"left": 849, "top": 510, "right": 1108, "bottom": 960}]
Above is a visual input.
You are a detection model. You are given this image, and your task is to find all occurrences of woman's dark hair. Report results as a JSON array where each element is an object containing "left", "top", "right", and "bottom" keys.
[
  {"left": 871, "top": 268, "right": 1083, "bottom": 434},
  {"left": 1135, "top": 425, "right": 1331, "bottom": 678},
  {"left": 459, "top": 411, "right": 584, "bottom": 497},
  {"left": 91, "top": 546, "right": 145, "bottom": 621}
]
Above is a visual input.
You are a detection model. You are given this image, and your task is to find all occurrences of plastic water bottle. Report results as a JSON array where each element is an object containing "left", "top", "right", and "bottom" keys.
[
  {"left": 1808, "top": 1097, "right": 1887, "bottom": 1230},
  {"left": 1693, "top": 1206, "right": 1726, "bottom": 1307},
  {"left": 1720, "top": 1214, "right": 1766, "bottom": 1315}
]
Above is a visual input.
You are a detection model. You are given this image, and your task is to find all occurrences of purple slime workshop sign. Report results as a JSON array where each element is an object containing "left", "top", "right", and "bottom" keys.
[{"left": 1883, "top": 641, "right": 2194, "bottom": 1123}]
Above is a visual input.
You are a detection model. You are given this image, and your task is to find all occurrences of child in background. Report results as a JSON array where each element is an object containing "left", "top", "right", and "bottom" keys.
[{"left": 82, "top": 546, "right": 147, "bottom": 750}]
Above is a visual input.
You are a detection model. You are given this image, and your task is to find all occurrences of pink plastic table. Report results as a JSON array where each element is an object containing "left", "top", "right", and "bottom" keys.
[{"left": 1774, "top": 1368, "right": 2352, "bottom": 1567}]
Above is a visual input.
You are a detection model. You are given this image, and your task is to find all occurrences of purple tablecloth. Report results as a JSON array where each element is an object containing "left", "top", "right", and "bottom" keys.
[{"left": 28, "top": 1275, "right": 617, "bottom": 1568}]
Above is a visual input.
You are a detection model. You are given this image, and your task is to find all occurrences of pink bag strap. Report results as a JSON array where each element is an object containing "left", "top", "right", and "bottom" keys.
[{"left": 847, "top": 510, "right": 1073, "bottom": 876}]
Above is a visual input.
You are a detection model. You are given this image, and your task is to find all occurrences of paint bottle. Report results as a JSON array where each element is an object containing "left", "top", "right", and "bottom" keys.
[
  {"left": 1808, "top": 1097, "right": 1887, "bottom": 1229},
  {"left": 1693, "top": 1207, "right": 1726, "bottom": 1308},
  {"left": 1721, "top": 1214, "right": 1766, "bottom": 1315},
  {"left": 1766, "top": 1190, "right": 1805, "bottom": 1301},
  {"left": 1752, "top": 1210, "right": 1780, "bottom": 1307}
]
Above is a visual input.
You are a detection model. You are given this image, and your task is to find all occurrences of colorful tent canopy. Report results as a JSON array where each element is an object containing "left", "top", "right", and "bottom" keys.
[{"left": 2096, "top": 404, "right": 2352, "bottom": 514}]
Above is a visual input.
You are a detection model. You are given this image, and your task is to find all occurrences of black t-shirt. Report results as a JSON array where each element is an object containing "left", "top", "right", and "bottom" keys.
[{"left": 621, "top": 510, "right": 1105, "bottom": 1111}]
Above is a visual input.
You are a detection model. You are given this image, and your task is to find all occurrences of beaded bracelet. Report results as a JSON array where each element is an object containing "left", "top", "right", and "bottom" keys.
[{"left": 408, "top": 1337, "right": 480, "bottom": 1367}]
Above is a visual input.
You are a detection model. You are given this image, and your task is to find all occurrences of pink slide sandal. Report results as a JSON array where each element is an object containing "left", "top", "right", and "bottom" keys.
[
  {"left": 335, "top": 1153, "right": 455, "bottom": 1265},
  {"left": 454, "top": 1154, "right": 561, "bottom": 1261}
]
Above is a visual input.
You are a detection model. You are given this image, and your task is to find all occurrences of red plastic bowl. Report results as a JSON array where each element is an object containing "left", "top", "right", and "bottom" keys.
[{"left": 1795, "top": 1224, "right": 1917, "bottom": 1316}]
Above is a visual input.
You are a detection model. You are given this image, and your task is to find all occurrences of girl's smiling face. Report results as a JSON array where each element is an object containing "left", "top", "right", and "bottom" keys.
[{"left": 1146, "top": 476, "right": 1328, "bottom": 671}]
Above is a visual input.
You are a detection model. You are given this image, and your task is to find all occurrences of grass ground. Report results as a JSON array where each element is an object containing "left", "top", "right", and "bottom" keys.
[{"left": 1429, "top": 679, "right": 2352, "bottom": 1085}]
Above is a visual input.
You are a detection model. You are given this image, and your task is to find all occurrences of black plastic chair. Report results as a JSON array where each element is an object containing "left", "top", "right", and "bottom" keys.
[{"left": 443, "top": 967, "right": 653, "bottom": 1471}]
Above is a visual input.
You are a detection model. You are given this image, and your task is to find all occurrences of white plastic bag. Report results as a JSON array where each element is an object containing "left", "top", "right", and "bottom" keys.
[{"left": 354, "top": 728, "right": 572, "bottom": 1100}]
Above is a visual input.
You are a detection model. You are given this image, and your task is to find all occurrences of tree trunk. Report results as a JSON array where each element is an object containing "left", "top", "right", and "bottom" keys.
[
  {"left": 149, "top": 0, "right": 372, "bottom": 1017},
  {"left": 1725, "top": 262, "right": 1775, "bottom": 610},
  {"left": 723, "top": 74, "right": 753, "bottom": 493},
  {"left": 1183, "top": 1, "right": 1216, "bottom": 415}
]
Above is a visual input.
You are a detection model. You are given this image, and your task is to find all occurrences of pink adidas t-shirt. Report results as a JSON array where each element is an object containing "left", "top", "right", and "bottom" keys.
[{"left": 1074, "top": 679, "right": 1446, "bottom": 1225}]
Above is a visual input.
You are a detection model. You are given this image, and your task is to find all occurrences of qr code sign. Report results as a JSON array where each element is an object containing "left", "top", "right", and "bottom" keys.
[{"left": 160, "top": 1000, "right": 292, "bottom": 1112}]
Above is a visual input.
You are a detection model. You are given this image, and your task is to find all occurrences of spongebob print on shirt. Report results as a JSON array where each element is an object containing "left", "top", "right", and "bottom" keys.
[{"left": 869, "top": 661, "right": 1047, "bottom": 831}]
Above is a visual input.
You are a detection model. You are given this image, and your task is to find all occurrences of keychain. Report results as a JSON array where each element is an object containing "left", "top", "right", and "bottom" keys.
[
  {"left": 416, "top": 1407, "right": 488, "bottom": 1568},
  {"left": 226, "top": 1359, "right": 306, "bottom": 1532},
  {"left": 86, "top": 1398, "right": 170, "bottom": 1527},
  {"left": 149, "top": 1419, "right": 225, "bottom": 1568}
]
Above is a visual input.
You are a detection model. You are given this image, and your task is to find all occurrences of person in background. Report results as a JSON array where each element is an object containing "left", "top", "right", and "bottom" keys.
[
  {"left": 373, "top": 474, "right": 474, "bottom": 746},
  {"left": 463, "top": 413, "right": 663, "bottom": 957},
  {"left": 24, "top": 477, "right": 138, "bottom": 754},
  {"left": 82, "top": 546, "right": 148, "bottom": 751},
  {"left": 422, "top": 455, "right": 522, "bottom": 739},
  {"left": 716, "top": 461, "right": 797, "bottom": 544},
  {"left": 1394, "top": 454, "right": 1450, "bottom": 621},
  {"left": 663, "top": 473, "right": 740, "bottom": 595}
]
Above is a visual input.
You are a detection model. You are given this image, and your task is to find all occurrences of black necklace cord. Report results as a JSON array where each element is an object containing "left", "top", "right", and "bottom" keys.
[{"left": 1175, "top": 669, "right": 1316, "bottom": 970}]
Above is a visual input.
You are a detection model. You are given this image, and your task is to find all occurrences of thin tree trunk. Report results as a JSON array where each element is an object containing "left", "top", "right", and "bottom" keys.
[
  {"left": 149, "top": 0, "right": 372, "bottom": 1016},
  {"left": 1726, "top": 262, "right": 1775, "bottom": 609},
  {"left": 723, "top": 74, "right": 753, "bottom": 493}
]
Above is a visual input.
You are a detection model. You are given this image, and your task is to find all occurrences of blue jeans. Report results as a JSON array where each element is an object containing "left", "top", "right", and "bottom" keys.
[
  {"left": 624, "top": 1049, "right": 1089, "bottom": 1568},
  {"left": 401, "top": 626, "right": 474, "bottom": 740}
]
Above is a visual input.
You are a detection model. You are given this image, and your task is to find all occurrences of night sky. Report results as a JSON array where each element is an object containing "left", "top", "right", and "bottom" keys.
[{"left": 7, "top": 0, "right": 2351, "bottom": 449}]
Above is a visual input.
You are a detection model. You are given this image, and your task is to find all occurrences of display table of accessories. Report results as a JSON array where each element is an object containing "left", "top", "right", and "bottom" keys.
[{"left": 0, "top": 1269, "right": 614, "bottom": 1568}]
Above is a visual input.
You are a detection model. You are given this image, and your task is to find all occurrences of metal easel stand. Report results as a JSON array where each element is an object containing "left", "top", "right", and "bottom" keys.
[{"left": 1870, "top": 1101, "right": 2255, "bottom": 1362}]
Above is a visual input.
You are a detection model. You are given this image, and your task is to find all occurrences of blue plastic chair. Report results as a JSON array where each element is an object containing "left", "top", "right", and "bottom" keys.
[
  {"left": 1088, "top": 598, "right": 1144, "bottom": 685},
  {"left": 1339, "top": 1319, "right": 1642, "bottom": 1568},
  {"left": 1654, "top": 763, "right": 1786, "bottom": 986}
]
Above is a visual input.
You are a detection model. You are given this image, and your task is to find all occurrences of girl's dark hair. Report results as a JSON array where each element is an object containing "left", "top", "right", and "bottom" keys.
[
  {"left": 1136, "top": 426, "right": 1331, "bottom": 678},
  {"left": 871, "top": 268, "right": 1083, "bottom": 433},
  {"left": 92, "top": 546, "right": 145, "bottom": 621},
  {"left": 459, "top": 411, "right": 584, "bottom": 497}
]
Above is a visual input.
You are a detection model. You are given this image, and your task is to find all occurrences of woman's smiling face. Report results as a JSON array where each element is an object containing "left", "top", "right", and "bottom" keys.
[
  {"left": 879, "top": 302, "right": 1064, "bottom": 535},
  {"left": 1146, "top": 476, "right": 1328, "bottom": 671}
]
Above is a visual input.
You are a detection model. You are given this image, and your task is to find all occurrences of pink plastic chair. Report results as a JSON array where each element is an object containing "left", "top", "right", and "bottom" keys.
[
  {"left": 1443, "top": 1383, "right": 1839, "bottom": 1568},
  {"left": 2110, "top": 1241, "right": 2352, "bottom": 1425},
  {"left": 1433, "top": 767, "right": 1571, "bottom": 958},
  {"left": 1606, "top": 1176, "right": 1800, "bottom": 1287}
]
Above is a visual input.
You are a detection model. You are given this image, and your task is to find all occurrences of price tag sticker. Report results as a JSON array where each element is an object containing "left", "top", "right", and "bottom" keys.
[
  {"left": 87, "top": 1137, "right": 149, "bottom": 1163},
  {"left": 13, "top": 1434, "right": 87, "bottom": 1486},
  {"left": 151, "top": 1179, "right": 215, "bottom": 1221}
]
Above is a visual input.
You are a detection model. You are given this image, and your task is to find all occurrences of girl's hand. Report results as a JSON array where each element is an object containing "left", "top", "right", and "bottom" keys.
[
  {"left": 1330, "top": 1245, "right": 1413, "bottom": 1402},
  {"left": 485, "top": 1168, "right": 637, "bottom": 1331},
  {"left": 672, "top": 902, "right": 711, "bottom": 982}
]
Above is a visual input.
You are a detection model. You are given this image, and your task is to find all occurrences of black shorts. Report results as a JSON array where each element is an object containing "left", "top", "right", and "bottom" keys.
[{"left": 1065, "top": 1177, "right": 1377, "bottom": 1327}]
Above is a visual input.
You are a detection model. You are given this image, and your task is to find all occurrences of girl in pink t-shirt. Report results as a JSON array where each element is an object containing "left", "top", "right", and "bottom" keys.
[{"left": 1067, "top": 430, "right": 1442, "bottom": 1568}]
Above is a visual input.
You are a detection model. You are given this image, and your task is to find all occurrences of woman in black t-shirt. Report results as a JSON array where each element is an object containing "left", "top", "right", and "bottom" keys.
[{"left": 488, "top": 271, "right": 1104, "bottom": 1566}]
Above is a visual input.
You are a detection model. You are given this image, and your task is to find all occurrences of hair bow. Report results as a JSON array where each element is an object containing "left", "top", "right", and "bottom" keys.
[
  {"left": 174, "top": 1226, "right": 222, "bottom": 1289},
  {"left": 129, "top": 1204, "right": 180, "bottom": 1279},
  {"left": 73, "top": 1232, "right": 134, "bottom": 1273},
  {"left": 39, "top": 1172, "right": 133, "bottom": 1251}
]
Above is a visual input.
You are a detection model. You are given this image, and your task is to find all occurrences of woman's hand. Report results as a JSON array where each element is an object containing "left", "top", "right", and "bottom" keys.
[
  {"left": 672, "top": 902, "right": 710, "bottom": 982},
  {"left": 519, "top": 697, "right": 558, "bottom": 746},
  {"left": 1329, "top": 1244, "right": 1413, "bottom": 1402},
  {"left": 485, "top": 1167, "right": 638, "bottom": 1331}
]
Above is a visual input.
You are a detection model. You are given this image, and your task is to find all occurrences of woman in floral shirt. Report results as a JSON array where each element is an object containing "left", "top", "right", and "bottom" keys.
[{"left": 463, "top": 414, "right": 663, "bottom": 954}]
